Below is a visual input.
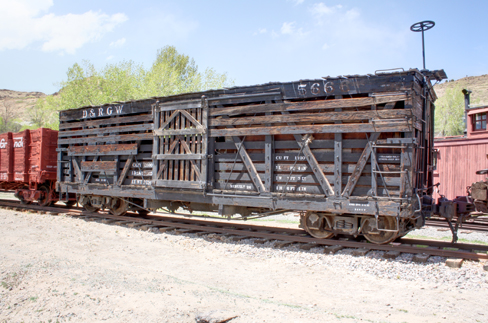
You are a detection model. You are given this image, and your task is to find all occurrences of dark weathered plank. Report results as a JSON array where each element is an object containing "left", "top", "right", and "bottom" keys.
[
  {"left": 117, "top": 156, "right": 134, "bottom": 187},
  {"left": 213, "top": 182, "right": 399, "bottom": 196},
  {"left": 209, "top": 121, "right": 412, "bottom": 137},
  {"left": 207, "top": 92, "right": 282, "bottom": 106},
  {"left": 59, "top": 113, "right": 152, "bottom": 130},
  {"left": 58, "top": 133, "right": 152, "bottom": 145},
  {"left": 334, "top": 95, "right": 343, "bottom": 196},
  {"left": 214, "top": 152, "right": 401, "bottom": 164},
  {"left": 210, "top": 109, "right": 412, "bottom": 126},
  {"left": 59, "top": 123, "right": 153, "bottom": 138},
  {"left": 282, "top": 77, "right": 414, "bottom": 99},
  {"left": 154, "top": 180, "right": 203, "bottom": 189},
  {"left": 152, "top": 102, "right": 161, "bottom": 184},
  {"left": 158, "top": 99, "right": 201, "bottom": 112},
  {"left": 215, "top": 172, "right": 401, "bottom": 186},
  {"left": 80, "top": 161, "right": 117, "bottom": 172},
  {"left": 210, "top": 94, "right": 407, "bottom": 117},
  {"left": 72, "top": 159, "right": 82, "bottom": 182},
  {"left": 154, "top": 154, "right": 205, "bottom": 160},
  {"left": 67, "top": 143, "right": 138, "bottom": 156},
  {"left": 214, "top": 139, "right": 370, "bottom": 150},
  {"left": 232, "top": 136, "right": 266, "bottom": 194},
  {"left": 154, "top": 128, "right": 205, "bottom": 136},
  {"left": 265, "top": 133, "right": 274, "bottom": 192},
  {"left": 59, "top": 101, "right": 153, "bottom": 122},
  {"left": 215, "top": 162, "right": 381, "bottom": 173},
  {"left": 200, "top": 97, "right": 209, "bottom": 189}
]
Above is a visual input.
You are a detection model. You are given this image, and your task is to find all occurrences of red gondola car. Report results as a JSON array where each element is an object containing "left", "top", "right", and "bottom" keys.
[{"left": 0, "top": 128, "right": 59, "bottom": 205}]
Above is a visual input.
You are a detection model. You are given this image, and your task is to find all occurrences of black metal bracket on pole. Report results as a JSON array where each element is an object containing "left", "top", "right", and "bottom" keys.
[{"left": 410, "top": 20, "right": 435, "bottom": 70}]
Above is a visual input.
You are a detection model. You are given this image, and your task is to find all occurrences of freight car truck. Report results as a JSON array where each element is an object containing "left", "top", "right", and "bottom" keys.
[{"left": 57, "top": 68, "right": 447, "bottom": 244}]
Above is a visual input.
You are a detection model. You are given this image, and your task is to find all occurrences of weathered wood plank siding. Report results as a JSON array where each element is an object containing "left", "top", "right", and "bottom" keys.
[{"left": 57, "top": 69, "right": 443, "bottom": 217}]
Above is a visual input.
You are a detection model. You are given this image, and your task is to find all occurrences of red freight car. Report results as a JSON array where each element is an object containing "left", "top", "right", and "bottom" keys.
[
  {"left": 0, "top": 128, "right": 59, "bottom": 205},
  {"left": 433, "top": 90, "right": 488, "bottom": 200},
  {"left": 0, "top": 132, "right": 13, "bottom": 183}
]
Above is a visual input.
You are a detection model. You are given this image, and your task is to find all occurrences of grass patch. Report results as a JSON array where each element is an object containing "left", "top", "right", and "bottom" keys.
[
  {"left": 1, "top": 270, "right": 26, "bottom": 290},
  {"left": 405, "top": 234, "right": 488, "bottom": 246},
  {"left": 443, "top": 247, "right": 459, "bottom": 251},
  {"left": 458, "top": 238, "right": 488, "bottom": 246},
  {"left": 334, "top": 314, "right": 359, "bottom": 320},
  {"left": 249, "top": 218, "right": 299, "bottom": 224}
]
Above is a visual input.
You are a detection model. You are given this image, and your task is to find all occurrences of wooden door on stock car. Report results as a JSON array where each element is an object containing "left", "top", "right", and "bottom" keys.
[{"left": 152, "top": 97, "right": 209, "bottom": 190}]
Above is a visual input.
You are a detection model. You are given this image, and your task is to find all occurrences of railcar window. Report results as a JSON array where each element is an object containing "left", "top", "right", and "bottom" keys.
[{"left": 474, "top": 112, "right": 487, "bottom": 130}]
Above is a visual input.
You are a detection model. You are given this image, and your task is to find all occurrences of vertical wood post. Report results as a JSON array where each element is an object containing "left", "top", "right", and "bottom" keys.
[
  {"left": 201, "top": 96, "right": 209, "bottom": 190},
  {"left": 265, "top": 105, "right": 274, "bottom": 194},
  {"left": 334, "top": 95, "right": 343, "bottom": 196},
  {"left": 152, "top": 102, "right": 160, "bottom": 184}
]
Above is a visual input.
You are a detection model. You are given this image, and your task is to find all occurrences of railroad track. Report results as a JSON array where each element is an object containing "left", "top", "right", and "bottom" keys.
[
  {"left": 1, "top": 199, "right": 487, "bottom": 264},
  {"left": 426, "top": 216, "right": 488, "bottom": 233}
]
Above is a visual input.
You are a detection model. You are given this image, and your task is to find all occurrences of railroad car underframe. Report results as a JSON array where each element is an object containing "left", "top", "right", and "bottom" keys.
[{"left": 57, "top": 69, "right": 447, "bottom": 244}]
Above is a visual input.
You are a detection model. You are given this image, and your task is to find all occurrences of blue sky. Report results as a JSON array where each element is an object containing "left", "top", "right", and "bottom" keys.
[{"left": 1, "top": 0, "right": 487, "bottom": 94}]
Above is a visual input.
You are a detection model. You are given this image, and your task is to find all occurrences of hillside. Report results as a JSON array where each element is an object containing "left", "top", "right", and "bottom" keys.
[
  {"left": 0, "top": 90, "right": 46, "bottom": 130},
  {"left": 434, "top": 74, "right": 488, "bottom": 106}
]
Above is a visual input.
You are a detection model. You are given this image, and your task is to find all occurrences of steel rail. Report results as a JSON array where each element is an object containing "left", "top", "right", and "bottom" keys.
[{"left": 1, "top": 199, "right": 487, "bottom": 261}]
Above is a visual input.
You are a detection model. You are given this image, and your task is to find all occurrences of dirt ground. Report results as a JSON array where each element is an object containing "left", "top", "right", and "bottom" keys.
[{"left": 1, "top": 209, "right": 487, "bottom": 323}]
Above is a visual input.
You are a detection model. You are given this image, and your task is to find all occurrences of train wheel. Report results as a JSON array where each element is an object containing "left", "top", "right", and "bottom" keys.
[
  {"left": 38, "top": 186, "right": 53, "bottom": 207},
  {"left": 137, "top": 209, "right": 150, "bottom": 216},
  {"left": 77, "top": 195, "right": 100, "bottom": 213},
  {"left": 19, "top": 195, "right": 31, "bottom": 205},
  {"left": 361, "top": 216, "right": 398, "bottom": 244},
  {"left": 64, "top": 201, "right": 76, "bottom": 207},
  {"left": 133, "top": 199, "right": 149, "bottom": 216},
  {"left": 302, "top": 212, "right": 334, "bottom": 239},
  {"left": 108, "top": 198, "right": 128, "bottom": 216}
]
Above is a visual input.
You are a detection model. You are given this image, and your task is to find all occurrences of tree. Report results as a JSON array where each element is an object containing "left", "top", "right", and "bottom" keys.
[
  {"left": 33, "top": 46, "right": 233, "bottom": 129},
  {"left": 434, "top": 86, "right": 465, "bottom": 137},
  {"left": 28, "top": 95, "right": 60, "bottom": 129},
  {"left": 0, "top": 98, "right": 21, "bottom": 133}
]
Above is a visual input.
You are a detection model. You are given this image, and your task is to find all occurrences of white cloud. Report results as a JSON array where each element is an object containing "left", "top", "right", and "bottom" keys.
[
  {"left": 288, "top": 0, "right": 305, "bottom": 5},
  {"left": 110, "top": 38, "right": 126, "bottom": 47},
  {"left": 281, "top": 22, "right": 296, "bottom": 35},
  {"left": 307, "top": 3, "right": 408, "bottom": 57},
  {"left": 253, "top": 28, "right": 267, "bottom": 36},
  {"left": 0, "top": 0, "right": 127, "bottom": 54},
  {"left": 106, "top": 55, "right": 114, "bottom": 60},
  {"left": 345, "top": 8, "right": 360, "bottom": 20},
  {"left": 280, "top": 22, "right": 308, "bottom": 37},
  {"left": 310, "top": 3, "right": 342, "bottom": 17}
]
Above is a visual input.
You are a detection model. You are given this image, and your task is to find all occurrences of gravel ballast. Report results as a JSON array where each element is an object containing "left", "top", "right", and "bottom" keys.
[{"left": 1, "top": 209, "right": 487, "bottom": 323}]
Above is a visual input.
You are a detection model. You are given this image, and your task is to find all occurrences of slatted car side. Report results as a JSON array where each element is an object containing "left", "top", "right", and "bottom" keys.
[
  {"left": 57, "top": 100, "right": 155, "bottom": 212},
  {"left": 58, "top": 69, "right": 445, "bottom": 243}
]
